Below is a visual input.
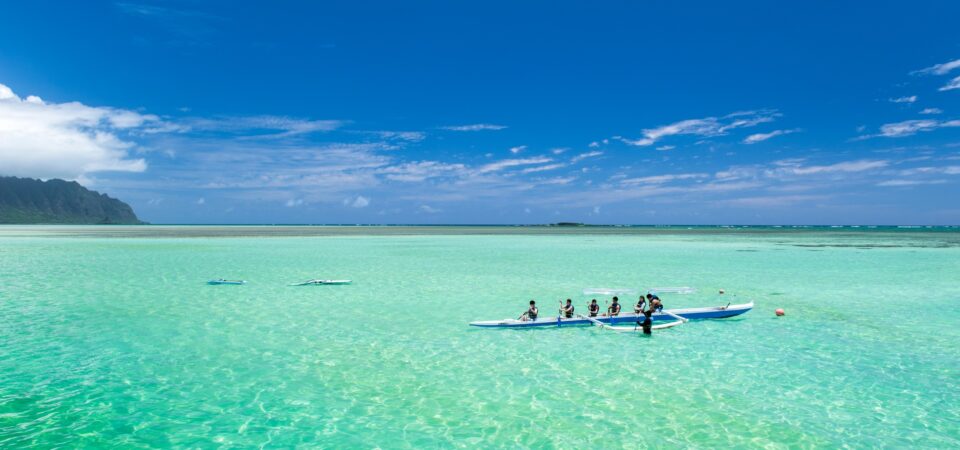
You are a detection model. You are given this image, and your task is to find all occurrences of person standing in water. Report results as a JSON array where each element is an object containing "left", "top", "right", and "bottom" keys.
[
  {"left": 519, "top": 300, "right": 538, "bottom": 321},
  {"left": 561, "top": 299, "right": 575, "bottom": 318},
  {"left": 588, "top": 299, "right": 600, "bottom": 317},
  {"left": 607, "top": 296, "right": 621, "bottom": 316}
]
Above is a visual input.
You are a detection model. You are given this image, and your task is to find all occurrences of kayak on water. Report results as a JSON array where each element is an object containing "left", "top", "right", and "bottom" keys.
[
  {"left": 291, "top": 279, "right": 352, "bottom": 286},
  {"left": 469, "top": 302, "right": 753, "bottom": 328},
  {"left": 208, "top": 279, "right": 247, "bottom": 285}
]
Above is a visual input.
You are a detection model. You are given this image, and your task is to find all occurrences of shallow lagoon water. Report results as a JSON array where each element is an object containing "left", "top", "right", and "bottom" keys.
[{"left": 1, "top": 226, "right": 958, "bottom": 447}]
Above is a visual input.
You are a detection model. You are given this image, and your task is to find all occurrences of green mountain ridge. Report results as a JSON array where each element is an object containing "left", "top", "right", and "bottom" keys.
[{"left": 0, "top": 176, "right": 142, "bottom": 224}]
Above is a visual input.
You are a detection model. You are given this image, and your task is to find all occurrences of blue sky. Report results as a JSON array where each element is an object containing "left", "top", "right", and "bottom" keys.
[{"left": 1, "top": 1, "right": 959, "bottom": 224}]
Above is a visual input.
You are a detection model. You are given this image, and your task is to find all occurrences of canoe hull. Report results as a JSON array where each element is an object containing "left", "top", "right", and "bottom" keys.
[{"left": 469, "top": 302, "right": 753, "bottom": 328}]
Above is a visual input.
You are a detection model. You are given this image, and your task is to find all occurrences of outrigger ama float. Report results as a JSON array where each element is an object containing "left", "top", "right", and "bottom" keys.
[{"left": 469, "top": 288, "right": 752, "bottom": 330}]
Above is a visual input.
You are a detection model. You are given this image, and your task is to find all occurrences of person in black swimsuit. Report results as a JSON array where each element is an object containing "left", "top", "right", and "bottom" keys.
[
  {"left": 588, "top": 299, "right": 600, "bottom": 317},
  {"left": 607, "top": 296, "right": 621, "bottom": 316},
  {"left": 561, "top": 299, "right": 574, "bottom": 318},
  {"left": 520, "top": 300, "right": 538, "bottom": 321},
  {"left": 634, "top": 296, "right": 646, "bottom": 314}
]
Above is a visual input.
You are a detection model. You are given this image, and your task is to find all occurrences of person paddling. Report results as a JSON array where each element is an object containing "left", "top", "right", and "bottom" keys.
[
  {"left": 607, "top": 296, "right": 621, "bottom": 316},
  {"left": 519, "top": 300, "right": 539, "bottom": 321},
  {"left": 588, "top": 299, "right": 600, "bottom": 317},
  {"left": 561, "top": 298, "right": 575, "bottom": 318}
]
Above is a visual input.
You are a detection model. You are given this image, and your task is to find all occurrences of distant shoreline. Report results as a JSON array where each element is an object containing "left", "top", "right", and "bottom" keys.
[{"left": 1, "top": 224, "right": 957, "bottom": 239}]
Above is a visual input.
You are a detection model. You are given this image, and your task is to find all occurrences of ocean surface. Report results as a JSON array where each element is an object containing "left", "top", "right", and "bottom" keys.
[{"left": 1, "top": 226, "right": 958, "bottom": 448}]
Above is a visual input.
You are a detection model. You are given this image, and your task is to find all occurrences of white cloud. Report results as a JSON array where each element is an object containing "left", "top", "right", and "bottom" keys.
[
  {"left": 743, "top": 129, "right": 800, "bottom": 144},
  {"left": 551, "top": 148, "right": 568, "bottom": 155},
  {"left": 521, "top": 163, "right": 566, "bottom": 174},
  {"left": 570, "top": 151, "right": 603, "bottom": 163},
  {"left": 376, "top": 131, "right": 425, "bottom": 142},
  {"left": 913, "top": 59, "right": 960, "bottom": 76},
  {"left": 478, "top": 156, "right": 552, "bottom": 173},
  {"left": 941, "top": 76, "right": 960, "bottom": 92},
  {"left": 874, "top": 119, "right": 960, "bottom": 138},
  {"left": 0, "top": 82, "right": 155, "bottom": 180},
  {"left": 621, "top": 173, "right": 709, "bottom": 185},
  {"left": 186, "top": 115, "right": 346, "bottom": 138},
  {"left": 196, "top": 197, "right": 206, "bottom": 205},
  {"left": 876, "top": 179, "right": 947, "bottom": 187},
  {"left": 378, "top": 161, "right": 466, "bottom": 182},
  {"left": 616, "top": 110, "right": 779, "bottom": 147},
  {"left": 285, "top": 198, "right": 304, "bottom": 207},
  {"left": 440, "top": 123, "right": 507, "bottom": 131},
  {"left": 920, "top": 108, "right": 943, "bottom": 115},
  {"left": 656, "top": 145, "right": 675, "bottom": 151},
  {"left": 345, "top": 195, "right": 369, "bottom": 208},
  {"left": 419, "top": 204, "right": 440, "bottom": 213},
  {"left": 780, "top": 159, "right": 889, "bottom": 175},
  {"left": 509, "top": 145, "right": 526, "bottom": 154},
  {"left": 889, "top": 95, "right": 917, "bottom": 103}
]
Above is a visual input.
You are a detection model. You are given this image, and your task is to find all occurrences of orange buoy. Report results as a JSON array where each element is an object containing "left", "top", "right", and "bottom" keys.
[{"left": 775, "top": 308, "right": 785, "bottom": 316}]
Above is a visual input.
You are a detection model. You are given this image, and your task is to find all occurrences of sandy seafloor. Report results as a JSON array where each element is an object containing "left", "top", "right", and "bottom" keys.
[{"left": 1, "top": 225, "right": 958, "bottom": 448}]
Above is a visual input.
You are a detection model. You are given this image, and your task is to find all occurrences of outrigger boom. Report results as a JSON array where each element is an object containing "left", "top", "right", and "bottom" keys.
[{"left": 468, "top": 302, "right": 753, "bottom": 328}]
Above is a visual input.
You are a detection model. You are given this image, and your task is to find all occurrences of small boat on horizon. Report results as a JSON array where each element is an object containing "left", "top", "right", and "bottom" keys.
[
  {"left": 291, "top": 279, "right": 352, "bottom": 286},
  {"left": 208, "top": 279, "right": 247, "bottom": 285}
]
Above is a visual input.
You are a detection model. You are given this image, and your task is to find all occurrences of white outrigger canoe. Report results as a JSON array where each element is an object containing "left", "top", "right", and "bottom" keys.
[
  {"left": 208, "top": 279, "right": 247, "bottom": 285},
  {"left": 469, "top": 302, "right": 753, "bottom": 328},
  {"left": 291, "top": 279, "right": 352, "bottom": 286}
]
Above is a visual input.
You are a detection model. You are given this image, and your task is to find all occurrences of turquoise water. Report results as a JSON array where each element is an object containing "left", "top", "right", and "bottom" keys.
[{"left": 1, "top": 227, "right": 958, "bottom": 448}]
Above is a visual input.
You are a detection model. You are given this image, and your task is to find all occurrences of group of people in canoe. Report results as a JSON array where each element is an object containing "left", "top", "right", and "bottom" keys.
[{"left": 519, "top": 293, "right": 664, "bottom": 322}]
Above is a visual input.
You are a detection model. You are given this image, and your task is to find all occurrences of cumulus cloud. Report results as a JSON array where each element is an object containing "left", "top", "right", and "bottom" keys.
[
  {"left": 440, "top": 123, "right": 507, "bottom": 131},
  {"left": 743, "top": 129, "right": 800, "bottom": 144},
  {"left": 0, "top": 82, "right": 158, "bottom": 180},
  {"left": 616, "top": 110, "right": 779, "bottom": 147}
]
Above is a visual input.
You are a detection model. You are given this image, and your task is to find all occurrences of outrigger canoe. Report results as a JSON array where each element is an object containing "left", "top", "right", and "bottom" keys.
[
  {"left": 291, "top": 279, "right": 352, "bottom": 286},
  {"left": 208, "top": 279, "right": 247, "bottom": 285},
  {"left": 469, "top": 302, "right": 753, "bottom": 328}
]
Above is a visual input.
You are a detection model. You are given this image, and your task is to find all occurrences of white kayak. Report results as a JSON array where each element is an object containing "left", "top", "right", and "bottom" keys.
[{"left": 291, "top": 279, "right": 352, "bottom": 286}]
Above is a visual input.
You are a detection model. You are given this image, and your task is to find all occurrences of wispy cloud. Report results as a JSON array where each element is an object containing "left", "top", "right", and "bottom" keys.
[
  {"left": 869, "top": 119, "right": 960, "bottom": 138},
  {"left": 344, "top": 195, "right": 370, "bottom": 208},
  {"left": 477, "top": 156, "right": 552, "bottom": 173},
  {"left": 521, "top": 163, "right": 566, "bottom": 174},
  {"left": 889, "top": 95, "right": 917, "bottom": 103},
  {"left": 913, "top": 58, "right": 960, "bottom": 76},
  {"left": 920, "top": 108, "right": 943, "bottom": 115},
  {"left": 743, "top": 129, "right": 800, "bottom": 144},
  {"left": 378, "top": 161, "right": 466, "bottom": 182},
  {"left": 912, "top": 59, "right": 960, "bottom": 91},
  {"left": 941, "top": 76, "right": 960, "bottom": 91},
  {"left": 621, "top": 173, "right": 709, "bottom": 185},
  {"left": 440, "top": 123, "right": 507, "bottom": 131},
  {"left": 615, "top": 110, "right": 779, "bottom": 147},
  {"left": 509, "top": 145, "right": 526, "bottom": 154},
  {"left": 570, "top": 151, "right": 603, "bottom": 163},
  {"left": 186, "top": 115, "right": 347, "bottom": 138}
]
